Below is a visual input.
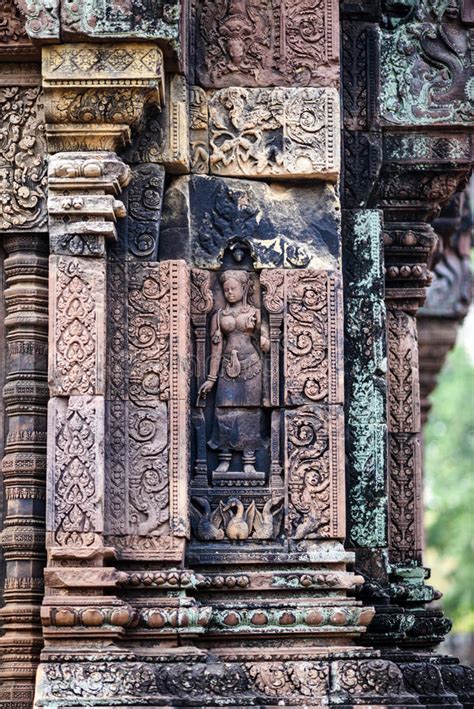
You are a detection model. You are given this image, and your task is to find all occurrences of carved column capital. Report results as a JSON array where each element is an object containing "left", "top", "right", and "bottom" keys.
[{"left": 41, "top": 42, "right": 165, "bottom": 152}]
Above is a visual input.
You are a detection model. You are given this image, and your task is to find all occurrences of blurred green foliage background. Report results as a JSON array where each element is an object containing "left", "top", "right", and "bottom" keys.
[{"left": 424, "top": 324, "right": 474, "bottom": 633}]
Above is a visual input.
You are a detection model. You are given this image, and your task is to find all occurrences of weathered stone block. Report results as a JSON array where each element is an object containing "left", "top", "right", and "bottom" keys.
[
  {"left": 342, "top": 132, "right": 382, "bottom": 209},
  {"left": 345, "top": 296, "right": 386, "bottom": 426},
  {"left": 46, "top": 396, "right": 105, "bottom": 552},
  {"left": 208, "top": 87, "right": 340, "bottom": 180},
  {"left": 49, "top": 256, "right": 106, "bottom": 396},
  {"left": 347, "top": 424, "right": 387, "bottom": 548},
  {"left": 123, "top": 75, "right": 189, "bottom": 173},
  {"left": 194, "top": 0, "right": 339, "bottom": 89},
  {"left": 59, "top": 0, "right": 183, "bottom": 66},
  {"left": 343, "top": 210, "right": 384, "bottom": 299},
  {"left": 160, "top": 174, "right": 341, "bottom": 269}
]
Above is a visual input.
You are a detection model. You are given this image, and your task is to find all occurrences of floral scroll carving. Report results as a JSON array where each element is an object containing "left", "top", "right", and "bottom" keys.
[
  {"left": 49, "top": 396, "right": 104, "bottom": 550},
  {"left": 50, "top": 256, "right": 105, "bottom": 396},
  {"left": 285, "top": 270, "right": 343, "bottom": 406},
  {"left": 0, "top": 85, "right": 47, "bottom": 231},
  {"left": 105, "top": 260, "right": 189, "bottom": 560},
  {"left": 286, "top": 406, "right": 344, "bottom": 540}
]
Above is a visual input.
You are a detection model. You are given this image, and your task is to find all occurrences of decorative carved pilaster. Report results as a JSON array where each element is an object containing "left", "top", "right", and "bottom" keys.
[
  {"left": 42, "top": 151, "right": 132, "bottom": 661},
  {"left": 0, "top": 234, "right": 49, "bottom": 709},
  {"left": 0, "top": 64, "right": 48, "bottom": 709}
]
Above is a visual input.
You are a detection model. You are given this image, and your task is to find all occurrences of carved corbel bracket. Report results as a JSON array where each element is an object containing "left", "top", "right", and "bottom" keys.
[
  {"left": 48, "top": 152, "right": 131, "bottom": 255},
  {"left": 42, "top": 43, "right": 165, "bottom": 152}
]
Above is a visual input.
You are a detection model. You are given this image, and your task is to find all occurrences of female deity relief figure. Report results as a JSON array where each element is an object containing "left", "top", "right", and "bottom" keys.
[{"left": 198, "top": 270, "right": 270, "bottom": 479}]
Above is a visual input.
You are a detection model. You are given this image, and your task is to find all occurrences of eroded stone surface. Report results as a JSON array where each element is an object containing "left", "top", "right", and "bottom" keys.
[
  {"left": 160, "top": 174, "right": 341, "bottom": 269},
  {"left": 208, "top": 87, "right": 340, "bottom": 180}
]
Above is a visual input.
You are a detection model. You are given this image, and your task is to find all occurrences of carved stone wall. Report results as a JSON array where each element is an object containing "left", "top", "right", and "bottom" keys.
[{"left": 0, "top": 0, "right": 472, "bottom": 706}]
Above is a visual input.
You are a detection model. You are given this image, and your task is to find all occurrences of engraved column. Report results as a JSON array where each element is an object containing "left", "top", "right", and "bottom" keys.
[{"left": 0, "top": 66, "right": 49, "bottom": 709}]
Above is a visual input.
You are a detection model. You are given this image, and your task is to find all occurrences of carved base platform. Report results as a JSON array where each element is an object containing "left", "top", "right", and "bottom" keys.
[{"left": 34, "top": 648, "right": 474, "bottom": 707}]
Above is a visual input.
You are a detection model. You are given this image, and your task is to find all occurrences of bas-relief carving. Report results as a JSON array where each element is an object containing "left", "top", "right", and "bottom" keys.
[
  {"left": 0, "top": 0, "right": 38, "bottom": 57},
  {"left": 105, "top": 260, "right": 189, "bottom": 560},
  {"left": 195, "top": 0, "right": 339, "bottom": 88},
  {"left": 47, "top": 396, "right": 104, "bottom": 551},
  {"left": 190, "top": 264, "right": 344, "bottom": 548},
  {"left": 160, "top": 174, "right": 341, "bottom": 270},
  {"left": 388, "top": 433, "right": 423, "bottom": 564},
  {"left": 341, "top": 22, "right": 379, "bottom": 133},
  {"left": 14, "top": 0, "right": 60, "bottom": 40},
  {"left": 49, "top": 256, "right": 105, "bottom": 396},
  {"left": 380, "top": 0, "right": 474, "bottom": 126},
  {"left": 0, "top": 85, "right": 47, "bottom": 232},
  {"left": 189, "top": 86, "right": 210, "bottom": 174},
  {"left": 208, "top": 87, "right": 340, "bottom": 180},
  {"left": 116, "top": 164, "right": 165, "bottom": 260},
  {"left": 387, "top": 309, "right": 420, "bottom": 434},
  {"left": 285, "top": 270, "right": 343, "bottom": 406},
  {"left": 197, "top": 269, "right": 269, "bottom": 481}
]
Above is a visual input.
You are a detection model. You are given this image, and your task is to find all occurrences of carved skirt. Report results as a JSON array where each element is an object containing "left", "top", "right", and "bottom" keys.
[
  {"left": 209, "top": 351, "right": 264, "bottom": 451},
  {"left": 208, "top": 408, "right": 264, "bottom": 452}
]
